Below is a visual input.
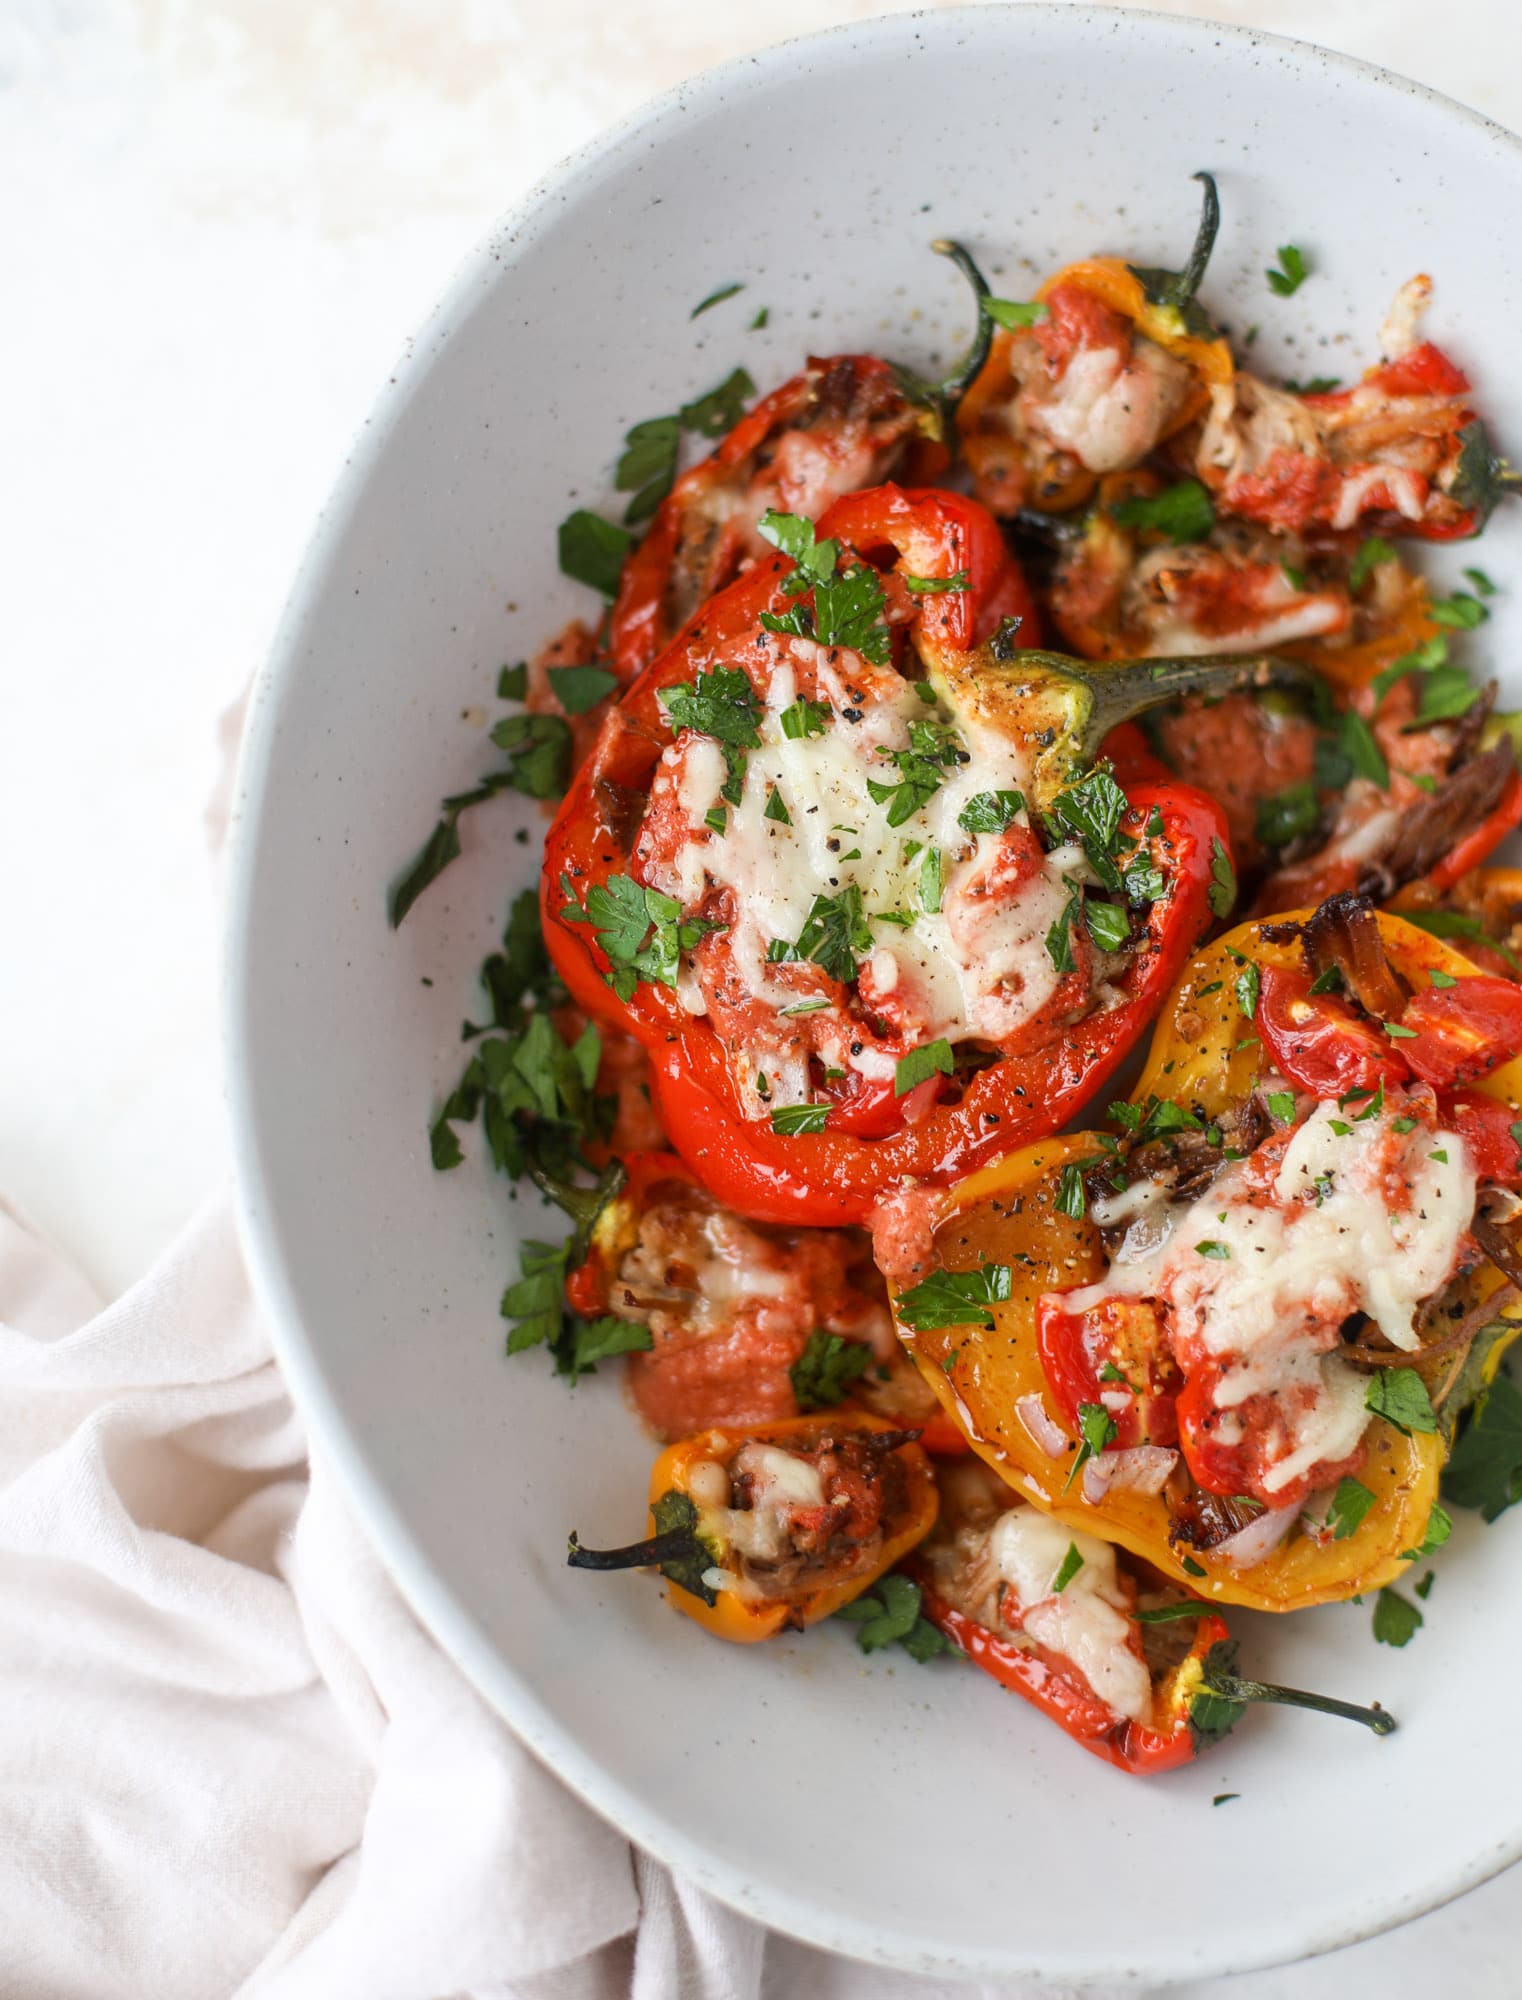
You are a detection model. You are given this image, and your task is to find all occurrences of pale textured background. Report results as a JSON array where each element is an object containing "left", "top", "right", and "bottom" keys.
[{"left": 3, "top": 1, "right": 1520, "bottom": 1990}]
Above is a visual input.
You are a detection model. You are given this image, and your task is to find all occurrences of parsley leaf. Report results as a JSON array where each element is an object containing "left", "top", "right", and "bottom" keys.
[
  {"left": 791, "top": 885, "right": 873, "bottom": 984},
  {"left": 1407, "top": 663, "right": 1481, "bottom": 729},
  {"left": 779, "top": 695, "right": 832, "bottom": 739},
  {"left": 1046, "top": 879, "right": 1081, "bottom": 974},
  {"left": 1267, "top": 1090, "right": 1297, "bottom": 1122},
  {"left": 1266, "top": 243, "right": 1310, "bottom": 296},
  {"left": 1235, "top": 963, "right": 1260, "bottom": 1019},
  {"left": 904, "top": 569, "right": 971, "bottom": 594},
  {"left": 895, "top": 1264, "right": 1014, "bottom": 1332},
  {"left": 547, "top": 664, "right": 618, "bottom": 715},
  {"left": 1065, "top": 1401, "right": 1118, "bottom": 1491},
  {"left": 764, "top": 787, "right": 791, "bottom": 825},
  {"left": 1328, "top": 1475, "right": 1376, "bottom": 1540},
  {"left": 660, "top": 667, "right": 762, "bottom": 749},
  {"left": 1255, "top": 780, "right": 1319, "bottom": 849},
  {"left": 835, "top": 1573, "right": 954, "bottom": 1662},
  {"left": 958, "top": 789, "right": 1025, "bottom": 834},
  {"left": 1208, "top": 839, "right": 1237, "bottom": 919},
  {"left": 1086, "top": 901, "right": 1131, "bottom": 953},
  {"left": 757, "top": 508, "right": 839, "bottom": 591},
  {"left": 1338, "top": 710, "right": 1389, "bottom": 788},
  {"left": 558, "top": 509, "right": 633, "bottom": 596},
  {"left": 1349, "top": 536, "right": 1396, "bottom": 591},
  {"left": 1109, "top": 478, "right": 1216, "bottom": 544},
  {"left": 814, "top": 563, "right": 892, "bottom": 663},
  {"left": 1047, "top": 767, "right": 1130, "bottom": 886},
  {"left": 1400, "top": 1503, "right": 1452, "bottom": 1562},
  {"left": 1365, "top": 1368, "right": 1437, "bottom": 1437},
  {"left": 1372, "top": 1587, "right": 1423, "bottom": 1648},
  {"left": 1430, "top": 590, "right": 1489, "bottom": 631},
  {"left": 789, "top": 1330, "right": 871, "bottom": 1411},
  {"left": 770, "top": 1101, "right": 830, "bottom": 1136},
  {"left": 691, "top": 281, "right": 743, "bottom": 317},
  {"left": 868, "top": 717, "right": 964, "bottom": 826},
  {"left": 1052, "top": 1544, "right": 1085, "bottom": 1593},
  {"left": 679, "top": 366, "right": 756, "bottom": 438},
  {"left": 1055, "top": 1163, "right": 1088, "bottom": 1219},
  {"left": 615, "top": 415, "right": 679, "bottom": 524},
  {"left": 560, "top": 872, "right": 722, "bottom": 1002},
  {"left": 895, "top": 1039, "right": 954, "bottom": 1097},
  {"left": 1195, "top": 1240, "right": 1231, "bottom": 1260},
  {"left": 1443, "top": 1375, "right": 1522, "bottom": 1520}
]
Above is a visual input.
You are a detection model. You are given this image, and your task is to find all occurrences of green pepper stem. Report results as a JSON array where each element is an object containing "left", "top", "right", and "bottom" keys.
[
  {"left": 1179, "top": 171, "right": 1221, "bottom": 308},
  {"left": 529, "top": 1157, "right": 627, "bottom": 1262},
  {"left": 1201, "top": 1668, "right": 1396, "bottom": 1737},
  {"left": 928, "top": 238, "right": 994, "bottom": 405},
  {"left": 566, "top": 1526, "right": 702, "bottom": 1573},
  {"left": 1055, "top": 648, "right": 1320, "bottom": 765}
]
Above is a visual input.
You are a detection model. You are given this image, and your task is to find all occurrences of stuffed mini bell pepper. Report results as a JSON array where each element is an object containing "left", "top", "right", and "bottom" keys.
[
  {"left": 1183, "top": 274, "right": 1515, "bottom": 543},
  {"left": 565, "top": 1148, "right": 967, "bottom": 1448},
  {"left": 567, "top": 1413, "right": 937, "bottom": 1641},
  {"left": 541, "top": 479, "right": 1327, "bottom": 1229},
  {"left": 912, "top": 1460, "right": 1393, "bottom": 1772},
  {"left": 885, "top": 894, "right": 1522, "bottom": 1613},
  {"left": 610, "top": 242, "right": 993, "bottom": 683},
  {"left": 958, "top": 173, "right": 1234, "bottom": 519}
]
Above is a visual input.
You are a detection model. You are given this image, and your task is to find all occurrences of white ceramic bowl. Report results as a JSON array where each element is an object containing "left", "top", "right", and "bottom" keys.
[{"left": 227, "top": 6, "right": 1522, "bottom": 1983}]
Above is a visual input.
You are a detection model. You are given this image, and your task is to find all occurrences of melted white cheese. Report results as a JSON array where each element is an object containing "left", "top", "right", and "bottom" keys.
[
  {"left": 642, "top": 646, "right": 1085, "bottom": 1105},
  {"left": 1028, "top": 338, "right": 1192, "bottom": 474},
  {"left": 987, "top": 1506, "right": 1151, "bottom": 1723},
  {"left": 1077, "top": 1102, "right": 1473, "bottom": 1495},
  {"left": 721, "top": 1443, "right": 828, "bottom": 1565}
]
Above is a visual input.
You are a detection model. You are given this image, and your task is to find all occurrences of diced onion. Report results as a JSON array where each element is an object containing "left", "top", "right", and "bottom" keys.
[
  {"left": 1212, "top": 1502, "right": 1300, "bottom": 1569},
  {"left": 1081, "top": 1445, "right": 1178, "bottom": 1503},
  {"left": 1016, "top": 1394, "right": 1068, "bottom": 1460}
]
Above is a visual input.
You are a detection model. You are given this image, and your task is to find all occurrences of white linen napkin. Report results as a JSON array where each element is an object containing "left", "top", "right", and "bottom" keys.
[{"left": 0, "top": 1188, "right": 1104, "bottom": 2000}]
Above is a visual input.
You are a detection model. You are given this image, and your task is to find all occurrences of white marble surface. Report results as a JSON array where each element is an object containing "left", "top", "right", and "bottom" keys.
[{"left": 4, "top": 0, "right": 1519, "bottom": 1989}]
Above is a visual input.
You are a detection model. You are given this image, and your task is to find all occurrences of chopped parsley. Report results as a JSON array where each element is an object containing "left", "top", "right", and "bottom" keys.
[
  {"left": 1267, "top": 1090, "right": 1297, "bottom": 1123},
  {"left": 1065, "top": 1402, "right": 1118, "bottom": 1491},
  {"left": 558, "top": 508, "right": 633, "bottom": 596},
  {"left": 757, "top": 508, "right": 840, "bottom": 593},
  {"left": 835, "top": 1573, "right": 955, "bottom": 1662},
  {"left": 1430, "top": 590, "right": 1489, "bottom": 631},
  {"left": 895, "top": 1039, "right": 955, "bottom": 1097},
  {"left": 1365, "top": 1367, "right": 1437, "bottom": 1437},
  {"left": 559, "top": 871, "right": 723, "bottom": 1002},
  {"left": 770, "top": 1101, "right": 830, "bottom": 1136},
  {"left": 868, "top": 717, "right": 964, "bottom": 826},
  {"left": 1400, "top": 1503, "right": 1452, "bottom": 1562},
  {"left": 895, "top": 1263, "right": 1014, "bottom": 1332},
  {"left": 904, "top": 570, "right": 971, "bottom": 594},
  {"left": 1266, "top": 243, "right": 1310, "bottom": 296},
  {"left": 1255, "top": 780, "right": 1319, "bottom": 850},
  {"left": 1055, "top": 1162, "right": 1088, "bottom": 1220},
  {"left": 784, "top": 885, "right": 874, "bottom": 985},
  {"left": 546, "top": 664, "right": 618, "bottom": 715},
  {"left": 660, "top": 666, "right": 762, "bottom": 749},
  {"left": 1443, "top": 1375, "right": 1522, "bottom": 1520},
  {"left": 1338, "top": 710, "right": 1389, "bottom": 789},
  {"left": 1349, "top": 536, "right": 1396, "bottom": 591},
  {"left": 779, "top": 695, "right": 832, "bottom": 740},
  {"left": 1086, "top": 900, "right": 1131, "bottom": 953},
  {"left": 1195, "top": 1240, "right": 1231, "bottom": 1260},
  {"left": 1235, "top": 963, "right": 1260, "bottom": 1019},
  {"left": 789, "top": 1330, "right": 871, "bottom": 1411},
  {"left": 1052, "top": 1544, "right": 1085, "bottom": 1593},
  {"left": 958, "top": 789, "right": 1025, "bottom": 834},
  {"left": 1372, "top": 1587, "right": 1422, "bottom": 1648},
  {"left": 1327, "top": 1476, "right": 1376, "bottom": 1541},
  {"left": 690, "top": 281, "right": 744, "bottom": 317},
  {"left": 614, "top": 415, "right": 679, "bottom": 524},
  {"left": 1109, "top": 478, "right": 1216, "bottom": 545},
  {"left": 1046, "top": 879, "right": 1082, "bottom": 975},
  {"left": 764, "top": 787, "right": 791, "bottom": 826},
  {"left": 1207, "top": 840, "right": 1237, "bottom": 920},
  {"left": 679, "top": 366, "right": 756, "bottom": 438}
]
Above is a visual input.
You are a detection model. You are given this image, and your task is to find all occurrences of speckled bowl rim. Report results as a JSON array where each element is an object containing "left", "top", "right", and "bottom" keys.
[{"left": 225, "top": 5, "right": 1522, "bottom": 1983}]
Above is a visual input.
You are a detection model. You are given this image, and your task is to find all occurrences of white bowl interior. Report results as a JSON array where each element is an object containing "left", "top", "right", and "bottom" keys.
[{"left": 228, "top": 7, "right": 1522, "bottom": 1982}]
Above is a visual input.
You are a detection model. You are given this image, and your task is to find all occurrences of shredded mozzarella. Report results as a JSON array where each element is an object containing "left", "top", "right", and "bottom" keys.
[
  {"left": 1075, "top": 1102, "right": 1473, "bottom": 1495},
  {"left": 1028, "top": 338, "right": 1193, "bottom": 473},
  {"left": 641, "top": 648, "right": 1088, "bottom": 1103},
  {"left": 987, "top": 1506, "right": 1152, "bottom": 1722}
]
